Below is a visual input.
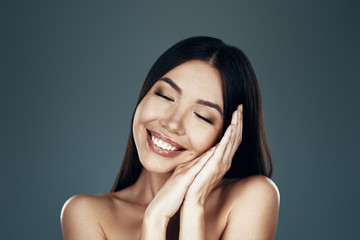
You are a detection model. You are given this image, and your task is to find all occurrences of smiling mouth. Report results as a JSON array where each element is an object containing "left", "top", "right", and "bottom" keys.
[
  {"left": 151, "top": 135, "right": 178, "bottom": 151},
  {"left": 147, "top": 130, "right": 185, "bottom": 154}
]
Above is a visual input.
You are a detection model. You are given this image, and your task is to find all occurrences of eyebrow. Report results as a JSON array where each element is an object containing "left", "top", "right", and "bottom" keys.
[
  {"left": 196, "top": 99, "right": 223, "bottom": 116},
  {"left": 159, "top": 77, "right": 223, "bottom": 116},
  {"left": 159, "top": 77, "right": 182, "bottom": 94}
]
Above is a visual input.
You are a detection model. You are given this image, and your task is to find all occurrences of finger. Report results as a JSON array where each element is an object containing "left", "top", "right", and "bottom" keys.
[
  {"left": 231, "top": 105, "right": 242, "bottom": 151},
  {"left": 175, "top": 147, "right": 216, "bottom": 178},
  {"left": 191, "top": 147, "right": 216, "bottom": 171},
  {"left": 226, "top": 108, "right": 239, "bottom": 151},
  {"left": 175, "top": 146, "right": 212, "bottom": 169},
  {"left": 221, "top": 107, "right": 238, "bottom": 156},
  {"left": 222, "top": 111, "right": 239, "bottom": 163},
  {"left": 223, "top": 105, "right": 244, "bottom": 165},
  {"left": 196, "top": 110, "right": 237, "bottom": 176},
  {"left": 190, "top": 126, "right": 234, "bottom": 192},
  {"left": 229, "top": 105, "right": 243, "bottom": 150},
  {"left": 231, "top": 106, "right": 238, "bottom": 125},
  {"left": 235, "top": 104, "right": 243, "bottom": 146},
  {"left": 210, "top": 122, "right": 233, "bottom": 162}
]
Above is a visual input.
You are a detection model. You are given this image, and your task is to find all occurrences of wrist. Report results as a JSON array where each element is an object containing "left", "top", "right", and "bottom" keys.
[
  {"left": 181, "top": 200, "right": 205, "bottom": 215},
  {"left": 143, "top": 207, "right": 170, "bottom": 227},
  {"left": 183, "top": 196, "right": 206, "bottom": 208},
  {"left": 141, "top": 210, "right": 168, "bottom": 240}
]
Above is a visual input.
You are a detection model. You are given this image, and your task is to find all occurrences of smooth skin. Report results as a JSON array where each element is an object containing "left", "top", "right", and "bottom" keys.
[{"left": 61, "top": 60, "right": 280, "bottom": 240}]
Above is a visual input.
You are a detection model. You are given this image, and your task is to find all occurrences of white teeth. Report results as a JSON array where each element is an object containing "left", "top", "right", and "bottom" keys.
[
  {"left": 161, "top": 143, "right": 168, "bottom": 150},
  {"left": 151, "top": 135, "right": 177, "bottom": 151}
]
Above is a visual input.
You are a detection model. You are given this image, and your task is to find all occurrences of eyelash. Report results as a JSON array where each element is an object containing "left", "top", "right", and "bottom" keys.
[
  {"left": 195, "top": 112, "right": 214, "bottom": 125},
  {"left": 155, "top": 91, "right": 213, "bottom": 125},
  {"left": 155, "top": 91, "right": 174, "bottom": 102}
]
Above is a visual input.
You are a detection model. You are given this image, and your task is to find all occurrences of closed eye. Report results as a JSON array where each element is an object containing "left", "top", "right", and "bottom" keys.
[
  {"left": 155, "top": 91, "right": 174, "bottom": 102},
  {"left": 194, "top": 112, "right": 213, "bottom": 124}
]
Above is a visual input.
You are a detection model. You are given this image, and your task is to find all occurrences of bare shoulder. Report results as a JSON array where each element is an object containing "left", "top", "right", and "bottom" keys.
[
  {"left": 61, "top": 191, "right": 145, "bottom": 239},
  {"left": 61, "top": 193, "right": 111, "bottom": 218},
  {"left": 60, "top": 193, "right": 116, "bottom": 240},
  {"left": 224, "top": 175, "right": 280, "bottom": 203},
  {"left": 219, "top": 175, "right": 280, "bottom": 240}
]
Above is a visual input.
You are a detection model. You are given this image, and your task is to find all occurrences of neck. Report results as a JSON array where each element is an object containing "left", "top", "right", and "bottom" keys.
[{"left": 130, "top": 168, "right": 172, "bottom": 206}]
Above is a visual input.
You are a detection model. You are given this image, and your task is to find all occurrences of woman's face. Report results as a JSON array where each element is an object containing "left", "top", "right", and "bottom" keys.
[{"left": 133, "top": 60, "right": 224, "bottom": 173}]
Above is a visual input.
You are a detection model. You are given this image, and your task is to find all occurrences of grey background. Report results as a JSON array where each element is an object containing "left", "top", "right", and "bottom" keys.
[{"left": 1, "top": 0, "right": 359, "bottom": 239}]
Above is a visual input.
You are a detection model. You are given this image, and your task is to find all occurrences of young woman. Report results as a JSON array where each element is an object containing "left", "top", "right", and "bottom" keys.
[{"left": 61, "top": 36, "right": 280, "bottom": 240}]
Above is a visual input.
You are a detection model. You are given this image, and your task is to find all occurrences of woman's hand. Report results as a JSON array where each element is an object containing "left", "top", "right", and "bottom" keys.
[
  {"left": 184, "top": 104, "right": 243, "bottom": 205},
  {"left": 143, "top": 143, "right": 217, "bottom": 221},
  {"left": 140, "top": 105, "right": 243, "bottom": 239},
  {"left": 177, "top": 105, "right": 243, "bottom": 240},
  {"left": 141, "top": 141, "right": 217, "bottom": 240},
  {"left": 147, "top": 104, "right": 242, "bottom": 213}
]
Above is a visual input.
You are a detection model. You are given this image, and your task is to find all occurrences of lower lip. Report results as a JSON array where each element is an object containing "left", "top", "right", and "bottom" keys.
[{"left": 147, "top": 131, "right": 183, "bottom": 158}]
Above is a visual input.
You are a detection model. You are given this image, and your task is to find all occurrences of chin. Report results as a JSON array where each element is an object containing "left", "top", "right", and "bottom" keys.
[{"left": 139, "top": 156, "right": 177, "bottom": 174}]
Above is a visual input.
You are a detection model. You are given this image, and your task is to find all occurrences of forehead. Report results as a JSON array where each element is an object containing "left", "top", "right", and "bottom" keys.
[{"left": 161, "top": 60, "right": 223, "bottom": 106}]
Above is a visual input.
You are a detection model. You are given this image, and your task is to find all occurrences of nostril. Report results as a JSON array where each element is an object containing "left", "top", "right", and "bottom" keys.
[
  {"left": 159, "top": 109, "right": 186, "bottom": 135},
  {"left": 160, "top": 119, "right": 180, "bottom": 134}
]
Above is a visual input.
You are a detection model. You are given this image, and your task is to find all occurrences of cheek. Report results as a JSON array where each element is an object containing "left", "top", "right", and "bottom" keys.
[
  {"left": 133, "top": 97, "right": 161, "bottom": 127},
  {"left": 133, "top": 99, "right": 154, "bottom": 146},
  {"left": 187, "top": 126, "right": 221, "bottom": 154}
]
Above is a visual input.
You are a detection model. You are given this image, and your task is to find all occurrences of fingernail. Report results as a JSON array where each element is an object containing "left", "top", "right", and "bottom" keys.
[{"left": 239, "top": 104, "right": 243, "bottom": 113}]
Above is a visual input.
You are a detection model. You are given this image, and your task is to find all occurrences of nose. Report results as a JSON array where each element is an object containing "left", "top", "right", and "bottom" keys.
[{"left": 159, "top": 107, "right": 186, "bottom": 135}]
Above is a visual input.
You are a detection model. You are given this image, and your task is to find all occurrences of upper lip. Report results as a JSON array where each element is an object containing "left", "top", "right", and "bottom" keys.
[{"left": 148, "top": 130, "right": 185, "bottom": 150}]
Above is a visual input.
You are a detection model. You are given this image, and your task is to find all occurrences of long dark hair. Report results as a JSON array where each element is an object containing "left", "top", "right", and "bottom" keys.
[{"left": 111, "top": 36, "right": 272, "bottom": 192}]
